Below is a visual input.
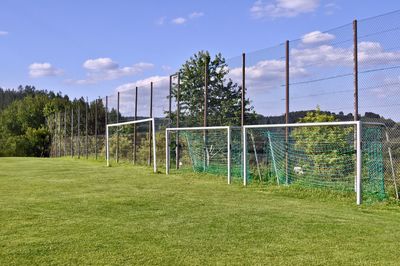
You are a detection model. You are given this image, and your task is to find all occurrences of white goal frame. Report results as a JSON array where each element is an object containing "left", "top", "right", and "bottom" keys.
[
  {"left": 243, "top": 121, "right": 393, "bottom": 205},
  {"left": 106, "top": 117, "right": 157, "bottom": 173},
  {"left": 166, "top": 126, "right": 237, "bottom": 184}
]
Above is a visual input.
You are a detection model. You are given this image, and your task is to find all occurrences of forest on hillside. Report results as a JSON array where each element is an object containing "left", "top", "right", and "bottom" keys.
[{"left": 1, "top": 84, "right": 399, "bottom": 158}]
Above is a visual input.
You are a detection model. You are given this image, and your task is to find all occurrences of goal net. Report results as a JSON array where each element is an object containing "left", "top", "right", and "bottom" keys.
[
  {"left": 243, "top": 121, "right": 396, "bottom": 204},
  {"left": 106, "top": 118, "right": 157, "bottom": 173},
  {"left": 165, "top": 126, "right": 243, "bottom": 183}
]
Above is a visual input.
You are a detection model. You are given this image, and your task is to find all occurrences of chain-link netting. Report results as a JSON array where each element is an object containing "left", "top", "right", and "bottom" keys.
[
  {"left": 167, "top": 127, "right": 243, "bottom": 181},
  {"left": 48, "top": 10, "right": 400, "bottom": 201},
  {"left": 245, "top": 123, "right": 390, "bottom": 200}
]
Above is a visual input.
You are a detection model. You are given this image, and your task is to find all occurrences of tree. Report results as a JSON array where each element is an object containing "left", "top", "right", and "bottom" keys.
[
  {"left": 291, "top": 107, "right": 354, "bottom": 180},
  {"left": 170, "top": 51, "right": 254, "bottom": 127}
]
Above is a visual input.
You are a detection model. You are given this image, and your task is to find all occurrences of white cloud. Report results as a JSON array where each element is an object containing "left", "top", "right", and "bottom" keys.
[
  {"left": 291, "top": 45, "right": 352, "bottom": 67},
  {"left": 116, "top": 76, "right": 169, "bottom": 92},
  {"left": 358, "top": 42, "right": 400, "bottom": 66},
  {"left": 228, "top": 59, "right": 307, "bottom": 91},
  {"left": 70, "top": 58, "right": 154, "bottom": 84},
  {"left": 83, "top": 58, "right": 118, "bottom": 70},
  {"left": 290, "top": 41, "right": 400, "bottom": 68},
  {"left": 189, "top": 12, "right": 204, "bottom": 19},
  {"left": 29, "top": 62, "right": 63, "bottom": 78},
  {"left": 0, "top": 31, "right": 8, "bottom": 36},
  {"left": 250, "top": 0, "right": 320, "bottom": 18},
  {"left": 301, "top": 31, "right": 335, "bottom": 44},
  {"left": 115, "top": 76, "right": 170, "bottom": 117},
  {"left": 171, "top": 17, "right": 187, "bottom": 25}
]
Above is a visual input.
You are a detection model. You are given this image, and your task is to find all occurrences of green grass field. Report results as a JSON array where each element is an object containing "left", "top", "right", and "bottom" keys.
[{"left": 1, "top": 157, "right": 399, "bottom": 265}]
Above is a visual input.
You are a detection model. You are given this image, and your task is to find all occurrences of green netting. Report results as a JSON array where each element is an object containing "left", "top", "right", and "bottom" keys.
[
  {"left": 246, "top": 125, "right": 386, "bottom": 199},
  {"left": 170, "top": 128, "right": 244, "bottom": 180}
]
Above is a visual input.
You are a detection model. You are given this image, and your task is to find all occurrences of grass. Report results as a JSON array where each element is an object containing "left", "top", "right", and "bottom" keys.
[{"left": 0, "top": 157, "right": 399, "bottom": 265}]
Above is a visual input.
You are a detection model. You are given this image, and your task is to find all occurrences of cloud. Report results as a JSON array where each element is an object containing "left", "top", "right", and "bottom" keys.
[
  {"left": 116, "top": 76, "right": 169, "bottom": 92},
  {"left": 168, "top": 11, "right": 204, "bottom": 25},
  {"left": 189, "top": 12, "right": 204, "bottom": 19},
  {"left": 0, "top": 31, "right": 8, "bottom": 36},
  {"left": 291, "top": 45, "right": 352, "bottom": 67},
  {"left": 291, "top": 41, "right": 400, "bottom": 68},
  {"left": 250, "top": 0, "right": 320, "bottom": 18},
  {"left": 225, "top": 36, "right": 400, "bottom": 93},
  {"left": 228, "top": 59, "right": 307, "bottom": 91},
  {"left": 171, "top": 17, "right": 187, "bottom": 25},
  {"left": 358, "top": 42, "right": 400, "bottom": 66},
  {"left": 29, "top": 62, "right": 63, "bottom": 78},
  {"left": 70, "top": 58, "right": 154, "bottom": 84},
  {"left": 115, "top": 76, "right": 170, "bottom": 117},
  {"left": 301, "top": 31, "right": 335, "bottom": 44},
  {"left": 83, "top": 58, "right": 119, "bottom": 70}
]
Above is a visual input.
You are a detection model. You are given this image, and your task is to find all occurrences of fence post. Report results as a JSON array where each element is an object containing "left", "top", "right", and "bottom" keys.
[
  {"left": 64, "top": 111, "right": 67, "bottom": 156},
  {"left": 116, "top": 92, "right": 120, "bottom": 163},
  {"left": 77, "top": 105, "right": 81, "bottom": 159},
  {"left": 105, "top": 96, "right": 108, "bottom": 161},
  {"left": 71, "top": 107, "right": 74, "bottom": 158},
  {"left": 85, "top": 97, "right": 88, "bottom": 159},
  {"left": 95, "top": 99, "right": 98, "bottom": 160},
  {"left": 285, "top": 40, "right": 290, "bottom": 185},
  {"left": 176, "top": 73, "right": 180, "bottom": 169},
  {"left": 133, "top": 87, "right": 138, "bottom": 164},
  {"left": 353, "top": 19, "right": 359, "bottom": 122},
  {"left": 242, "top": 52, "right": 246, "bottom": 127},
  {"left": 58, "top": 112, "right": 61, "bottom": 157},
  {"left": 169, "top": 75, "right": 172, "bottom": 125},
  {"left": 203, "top": 56, "right": 209, "bottom": 171},
  {"left": 148, "top": 82, "right": 153, "bottom": 166}
]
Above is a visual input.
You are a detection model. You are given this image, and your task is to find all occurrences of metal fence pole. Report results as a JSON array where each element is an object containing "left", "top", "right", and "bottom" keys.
[
  {"left": 105, "top": 96, "right": 108, "bottom": 161},
  {"left": 85, "top": 97, "right": 88, "bottom": 159},
  {"left": 64, "top": 111, "right": 67, "bottom": 156},
  {"left": 203, "top": 56, "right": 209, "bottom": 171},
  {"left": 166, "top": 129, "right": 170, "bottom": 174},
  {"left": 241, "top": 52, "right": 246, "bottom": 127},
  {"left": 148, "top": 82, "right": 153, "bottom": 166},
  {"left": 285, "top": 40, "right": 290, "bottom": 185},
  {"left": 116, "top": 92, "right": 120, "bottom": 163},
  {"left": 169, "top": 75, "right": 172, "bottom": 125},
  {"left": 58, "top": 112, "right": 61, "bottom": 157},
  {"left": 176, "top": 73, "right": 180, "bottom": 169},
  {"left": 77, "top": 105, "right": 81, "bottom": 159},
  {"left": 71, "top": 107, "right": 74, "bottom": 158},
  {"left": 133, "top": 87, "right": 138, "bottom": 164},
  {"left": 95, "top": 99, "right": 98, "bottom": 160},
  {"left": 353, "top": 19, "right": 359, "bottom": 122}
]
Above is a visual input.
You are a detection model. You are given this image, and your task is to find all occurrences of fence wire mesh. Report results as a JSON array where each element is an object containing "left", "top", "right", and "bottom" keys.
[{"left": 48, "top": 10, "right": 400, "bottom": 200}]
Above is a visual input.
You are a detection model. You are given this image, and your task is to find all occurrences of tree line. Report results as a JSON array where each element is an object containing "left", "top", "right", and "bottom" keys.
[{"left": 1, "top": 51, "right": 398, "bottom": 157}]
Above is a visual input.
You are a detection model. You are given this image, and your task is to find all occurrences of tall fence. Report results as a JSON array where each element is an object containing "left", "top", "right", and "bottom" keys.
[{"left": 49, "top": 10, "right": 400, "bottom": 197}]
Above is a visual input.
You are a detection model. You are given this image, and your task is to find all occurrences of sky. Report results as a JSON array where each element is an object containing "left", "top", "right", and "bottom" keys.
[{"left": 1, "top": 0, "right": 400, "bottom": 120}]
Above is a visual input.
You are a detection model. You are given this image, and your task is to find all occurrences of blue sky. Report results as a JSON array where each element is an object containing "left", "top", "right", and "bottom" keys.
[{"left": 1, "top": 0, "right": 400, "bottom": 119}]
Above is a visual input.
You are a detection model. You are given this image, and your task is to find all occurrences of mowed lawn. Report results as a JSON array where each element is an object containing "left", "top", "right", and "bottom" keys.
[{"left": 0, "top": 158, "right": 399, "bottom": 265}]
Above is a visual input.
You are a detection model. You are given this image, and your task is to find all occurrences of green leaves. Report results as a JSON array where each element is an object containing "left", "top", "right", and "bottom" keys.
[{"left": 171, "top": 51, "right": 253, "bottom": 127}]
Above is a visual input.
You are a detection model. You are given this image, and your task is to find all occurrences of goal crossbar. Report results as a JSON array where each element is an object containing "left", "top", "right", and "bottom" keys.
[{"left": 106, "top": 117, "right": 157, "bottom": 173}]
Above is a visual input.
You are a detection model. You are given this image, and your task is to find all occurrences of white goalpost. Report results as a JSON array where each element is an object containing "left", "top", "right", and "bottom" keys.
[
  {"left": 243, "top": 121, "right": 396, "bottom": 205},
  {"left": 165, "top": 126, "right": 239, "bottom": 184},
  {"left": 106, "top": 117, "right": 157, "bottom": 173}
]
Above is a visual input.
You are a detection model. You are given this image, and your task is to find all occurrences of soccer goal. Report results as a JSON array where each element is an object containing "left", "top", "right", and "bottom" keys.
[
  {"left": 165, "top": 126, "right": 242, "bottom": 183},
  {"left": 106, "top": 118, "right": 157, "bottom": 173},
  {"left": 243, "top": 121, "right": 398, "bottom": 205}
]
